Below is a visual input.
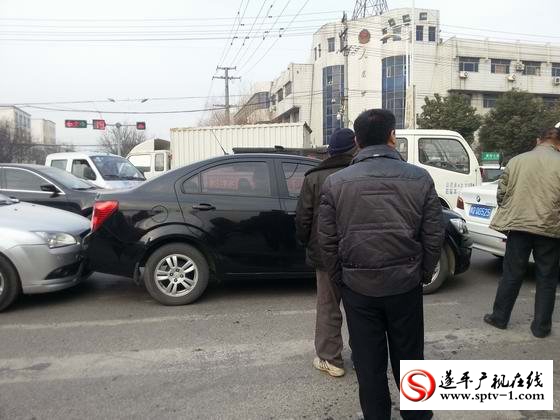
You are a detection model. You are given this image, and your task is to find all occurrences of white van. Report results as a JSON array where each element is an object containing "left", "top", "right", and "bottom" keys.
[
  {"left": 395, "top": 130, "right": 481, "bottom": 208},
  {"left": 45, "top": 152, "right": 146, "bottom": 189}
]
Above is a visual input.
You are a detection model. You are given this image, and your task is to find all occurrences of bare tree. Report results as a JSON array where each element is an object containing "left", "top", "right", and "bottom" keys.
[
  {"left": 0, "top": 119, "right": 33, "bottom": 163},
  {"left": 99, "top": 125, "right": 146, "bottom": 156}
]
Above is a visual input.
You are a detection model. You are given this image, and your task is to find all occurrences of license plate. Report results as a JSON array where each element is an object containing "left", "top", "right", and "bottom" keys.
[{"left": 469, "top": 204, "right": 493, "bottom": 219}]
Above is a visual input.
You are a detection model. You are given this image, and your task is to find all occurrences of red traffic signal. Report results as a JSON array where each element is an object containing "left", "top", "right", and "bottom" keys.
[
  {"left": 136, "top": 121, "right": 146, "bottom": 130},
  {"left": 65, "top": 119, "right": 87, "bottom": 128},
  {"left": 92, "top": 119, "right": 106, "bottom": 130}
]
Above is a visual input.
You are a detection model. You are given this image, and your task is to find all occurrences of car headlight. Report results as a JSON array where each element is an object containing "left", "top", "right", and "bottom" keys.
[
  {"left": 449, "top": 218, "right": 468, "bottom": 235},
  {"left": 33, "top": 232, "right": 78, "bottom": 248}
]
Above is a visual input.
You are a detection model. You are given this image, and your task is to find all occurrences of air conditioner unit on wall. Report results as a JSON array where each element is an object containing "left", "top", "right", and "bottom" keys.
[
  {"left": 459, "top": 71, "right": 469, "bottom": 79},
  {"left": 514, "top": 62, "right": 525, "bottom": 72},
  {"left": 553, "top": 76, "right": 560, "bottom": 86},
  {"left": 507, "top": 74, "right": 517, "bottom": 82}
]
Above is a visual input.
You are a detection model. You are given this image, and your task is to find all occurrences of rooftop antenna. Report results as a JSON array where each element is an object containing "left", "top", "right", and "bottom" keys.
[{"left": 352, "top": 0, "right": 389, "bottom": 20}]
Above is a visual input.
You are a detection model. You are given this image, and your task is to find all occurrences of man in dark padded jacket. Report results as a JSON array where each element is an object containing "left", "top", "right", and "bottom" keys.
[
  {"left": 319, "top": 109, "right": 443, "bottom": 420},
  {"left": 296, "top": 128, "right": 356, "bottom": 378}
]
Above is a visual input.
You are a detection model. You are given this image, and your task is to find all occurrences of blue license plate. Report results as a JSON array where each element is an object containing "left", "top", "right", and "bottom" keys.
[{"left": 469, "top": 204, "right": 493, "bottom": 219}]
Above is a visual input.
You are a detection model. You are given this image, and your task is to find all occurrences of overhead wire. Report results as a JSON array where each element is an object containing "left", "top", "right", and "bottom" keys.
[{"left": 228, "top": 0, "right": 270, "bottom": 67}]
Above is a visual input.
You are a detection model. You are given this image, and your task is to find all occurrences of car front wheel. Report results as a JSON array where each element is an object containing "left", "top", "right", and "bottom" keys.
[
  {"left": 0, "top": 255, "right": 20, "bottom": 312},
  {"left": 144, "top": 243, "right": 209, "bottom": 305},
  {"left": 422, "top": 246, "right": 452, "bottom": 295}
]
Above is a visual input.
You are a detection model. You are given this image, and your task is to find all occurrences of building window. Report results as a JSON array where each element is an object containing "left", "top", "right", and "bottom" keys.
[
  {"left": 416, "top": 25, "right": 423, "bottom": 41},
  {"left": 459, "top": 57, "right": 479, "bottom": 72},
  {"left": 314, "top": 47, "right": 317, "bottom": 61},
  {"left": 318, "top": 44, "right": 321, "bottom": 58},
  {"left": 419, "top": 12, "right": 428, "bottom": 20},
  {"left": 382, "top": 55, "right": 407, "bottom": 129},
  {"left": 428, "top": 26, "right": 436, "bottom": 42},
  {"left": 388, "top": 18, "right": 396, "bottom": 27},
  {"left": 284, "top": 81, "right": 292, "bottom": 97},
  {"left": 322, "top": 65, "right": 344, "bottom": 144},
  {"left": 277, "top": 89, "right": 283, "bottom": 102},
  {"left": 483, "top": 94, "right": 498, "bottom": 108},
  {"left": 328, "top": 37, "right": 335, "bottom": 52},
  {"left": 552, "top": 63, "right": 560, "bottom": 77},
  {"left": 402, "top": 14, "right": 411, "bottom": 23},
  {"left": 523, "top": 61, "right": 541, "bottom": 76},
  {"left": 491, "top": 59, "right": 510, "bottom": 74}
]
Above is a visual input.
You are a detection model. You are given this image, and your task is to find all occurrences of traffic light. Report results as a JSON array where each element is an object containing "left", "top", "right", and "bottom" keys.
[
  {"left": 65, "top": 120, "right": 87, "bottom": 128},
  {"left": 136, "top": 121, "right": 146, "bottom": 130},
  {"left": 92, "top": 119, "right": 106, "bottom": 130}
]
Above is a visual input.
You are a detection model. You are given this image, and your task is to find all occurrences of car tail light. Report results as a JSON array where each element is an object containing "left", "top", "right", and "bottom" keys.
[
  {"left": 457, "top": 196, "right": 465, "bottom": 210},
  {"left": 91, "top": 201, "right": 118, "bottom": 232}
]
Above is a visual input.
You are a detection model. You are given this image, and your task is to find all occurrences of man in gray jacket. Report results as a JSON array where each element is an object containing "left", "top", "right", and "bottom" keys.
[
  {"left": 296, "top": 128, "right": 356, "bottom": 378},
  {"left": 319, "top": 109, "right": 443, "bottom": 420}
]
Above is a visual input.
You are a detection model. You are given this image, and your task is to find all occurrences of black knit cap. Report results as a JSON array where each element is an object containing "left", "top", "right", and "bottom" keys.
[{"left": 328, "top": 128, "right": 356, "bottom": 155}]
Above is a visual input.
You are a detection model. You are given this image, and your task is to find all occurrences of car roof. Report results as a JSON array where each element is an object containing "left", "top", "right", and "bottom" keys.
[
  {"left": 0, "top": 163, "right": 49, "bottom": 170},
  {"left": 396, "top": 129, "right": 465, "bottom": 137},
  {"left": 46, "top": 151, "right": 118, "bottom": 159}
]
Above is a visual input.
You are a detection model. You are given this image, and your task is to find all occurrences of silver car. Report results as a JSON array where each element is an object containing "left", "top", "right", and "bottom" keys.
[{"left": 0, "top": 194, "right": 90, "bottom": 311}]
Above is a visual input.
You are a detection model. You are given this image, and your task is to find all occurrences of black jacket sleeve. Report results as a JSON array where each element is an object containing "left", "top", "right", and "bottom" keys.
[
  {"left": 420, "top": 177, "right": 445, "bottom": 282},
  {"left": 318, "top": 177, "right": 341, "bottom": 279},
  {"left": 295, "top": 176, "right": 314, "bottom": 246}
]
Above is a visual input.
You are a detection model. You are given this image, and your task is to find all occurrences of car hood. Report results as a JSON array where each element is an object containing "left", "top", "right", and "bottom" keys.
[
  {"left": 102, "top": 180, "right": 144, "bottom": 189},
  {"left": 0, "top": 201, "right": 90, "bottom": 235}
]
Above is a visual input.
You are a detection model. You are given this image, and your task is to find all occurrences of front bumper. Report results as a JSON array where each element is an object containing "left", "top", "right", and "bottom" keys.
[{"left": 6, "top": 243, "right": 86, "bottom": 294}]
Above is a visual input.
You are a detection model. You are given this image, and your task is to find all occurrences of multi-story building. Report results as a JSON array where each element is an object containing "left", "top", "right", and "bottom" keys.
[
  {"left": 0, "top": 106, "right": 32, "bottom": 137},
  {"left": 31, "top": 119, "right": 57, "bottom": 145},
  {"left": 236, "top": 7, "right": 560, "bottom": 146}
]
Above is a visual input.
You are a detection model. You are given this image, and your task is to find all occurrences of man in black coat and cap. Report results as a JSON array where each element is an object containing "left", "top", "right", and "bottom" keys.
[{"left": 295, "top": 128, "right": 356, "bottom": 378}]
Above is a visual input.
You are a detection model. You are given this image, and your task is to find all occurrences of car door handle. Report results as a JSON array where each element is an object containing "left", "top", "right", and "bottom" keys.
[
  {"left": 287, "top": 211, "right": 296, "bottom": 216},
  {"left": 192, "top": 203, "right": 215, "bottom": 211}
]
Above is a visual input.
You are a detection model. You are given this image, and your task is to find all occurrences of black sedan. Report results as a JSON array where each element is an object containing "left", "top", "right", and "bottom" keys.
[
  {"left": 0, "top": 164, "right": 98, "bottom": 216},
  {"left": 85, "top": 154, "right": 472, "bottom": 305}
]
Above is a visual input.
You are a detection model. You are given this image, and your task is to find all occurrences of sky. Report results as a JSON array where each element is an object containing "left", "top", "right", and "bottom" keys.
[{"left": 1, "top": 0, "right": 558, "bottom": 148}]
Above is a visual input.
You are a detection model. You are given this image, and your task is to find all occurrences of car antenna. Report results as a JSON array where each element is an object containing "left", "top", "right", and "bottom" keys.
[{"left": 210, "top": 129, "right": 228, "bottom": 156}]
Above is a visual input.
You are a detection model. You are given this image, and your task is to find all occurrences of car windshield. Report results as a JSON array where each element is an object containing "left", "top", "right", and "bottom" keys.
[
  {"left": 40, "top": 166, "right": 97, "bottom": 190},
  {"left": 91, "top": 155, "right": 145, "bottom": 181}
]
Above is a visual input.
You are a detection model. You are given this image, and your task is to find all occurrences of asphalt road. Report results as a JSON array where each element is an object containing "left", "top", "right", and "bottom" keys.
[{"left": 0, "top": 250, "right": 559, "bottom": 420}]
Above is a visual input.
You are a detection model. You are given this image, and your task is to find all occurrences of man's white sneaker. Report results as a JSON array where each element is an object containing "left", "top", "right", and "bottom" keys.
[{"left": 313, "top": 357, "right": 345, "bottom": 377}]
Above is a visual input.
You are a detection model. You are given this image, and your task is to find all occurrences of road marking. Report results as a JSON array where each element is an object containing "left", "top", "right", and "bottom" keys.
[
  {"left": 0, "top": 302, "right": 457, "bottom": 331},
  {"left": 0, "top": 309, "right": 316, "bottom": 331},
  {"left": 0, "top": 323, "right": 555, "bottom": 385}
]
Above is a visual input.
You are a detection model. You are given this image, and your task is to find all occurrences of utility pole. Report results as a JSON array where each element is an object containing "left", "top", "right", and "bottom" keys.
[
  {"left": 339, "top": 12, "right": 350, "bottom": 128},
  {"left": 213, "top": 66, "right": 241, "bottom": 125}
]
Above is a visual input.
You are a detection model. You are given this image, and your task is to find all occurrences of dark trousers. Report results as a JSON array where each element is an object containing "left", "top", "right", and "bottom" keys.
[
  {"left": 491, "top": 231, "right": 560, "bottom": 335},
  {"left": 315, "top": 270, "right": 343, "bottom": 367},
  {"left": 342, "top": 285, "right": 432, "bottom": 420}
]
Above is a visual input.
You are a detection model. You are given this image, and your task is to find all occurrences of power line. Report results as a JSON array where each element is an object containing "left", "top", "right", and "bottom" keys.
[
  {"left": 228, "top": 0, "right": 269, "bottom": 67},
  {"left": 221, "top": 0, "right": 252, "bottom": 67},
  {"left": 242, "top": 0, "right": 311, "bottom": 74}
]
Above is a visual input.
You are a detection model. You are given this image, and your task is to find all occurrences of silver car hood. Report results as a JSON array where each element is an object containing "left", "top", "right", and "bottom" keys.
[{"left": 0, "top": 201, "right": 90, "bottom": 235}]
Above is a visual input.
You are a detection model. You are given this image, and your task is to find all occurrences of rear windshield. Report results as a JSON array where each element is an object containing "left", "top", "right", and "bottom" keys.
[{"left": 91, "top": 155, "right": 145, "bottom": 181}]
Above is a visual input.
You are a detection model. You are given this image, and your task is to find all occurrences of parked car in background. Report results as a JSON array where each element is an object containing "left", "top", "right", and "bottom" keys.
[
  {"left": 455, "top": 182, "right": 507, "bottom": 257},
  {"left": 480, "top": 165, "right": 504, "bottom": 183},
  {"left": 0, "top": 194, "right": 90, "bottom": 311},
  {"left": 45, "top": 152, "right": 145, "bottom": 189},
  {"left": 0, "top": 164, "right": 98, "bottom": 216},
  {"left": 85, "top": 154, "right": 472, "bottom": 306}
]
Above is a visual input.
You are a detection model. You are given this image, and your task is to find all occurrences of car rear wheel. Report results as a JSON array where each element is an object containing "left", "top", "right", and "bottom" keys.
[
  {"left": 422, "top": 246, "right": 451, "bottom": 295},
  {"left": 0, "top": 255, "right": 21, "bottom": 312},
  {"left": 144, "top": 243, "right": 209, "bottom": 305}
]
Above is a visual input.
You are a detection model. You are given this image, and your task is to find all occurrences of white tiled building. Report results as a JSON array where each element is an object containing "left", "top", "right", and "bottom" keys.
[
  {"left": 31, "top": 119, "right": 57, "bottom": 145},
  {"left": 236, "top": 7, "right": 560, "bottom": 146},
  {"left": 0, "top": 106, "right": 32, "bottom": 137}
]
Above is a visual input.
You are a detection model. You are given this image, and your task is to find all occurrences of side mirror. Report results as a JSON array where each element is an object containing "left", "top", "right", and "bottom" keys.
[{"left": 40, "top": 184, "right": 60, "bottom": 196}]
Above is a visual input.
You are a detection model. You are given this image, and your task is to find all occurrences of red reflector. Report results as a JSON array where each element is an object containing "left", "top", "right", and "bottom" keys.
[
  {"left": 91, "top": 201, "right": 118, "bottom": 232},
  {"left": 457, "top": 196, "right": 465, "bottom": 210}
]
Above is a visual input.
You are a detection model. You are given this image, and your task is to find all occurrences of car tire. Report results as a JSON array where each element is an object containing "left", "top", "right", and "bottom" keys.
[
  {"left": 0, "top": 255, "right": 21, "bottom": 312},
  {"left": 144, "top": 243, "right": 209, "bottom": 305},
  {"left": 422, "top": 246, "right": 451, "bottom": 295}
]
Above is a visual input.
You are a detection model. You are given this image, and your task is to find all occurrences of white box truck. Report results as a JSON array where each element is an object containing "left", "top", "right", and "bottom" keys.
[{"left": 170, "top": 122, "right": 312, "bottom": 169}]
